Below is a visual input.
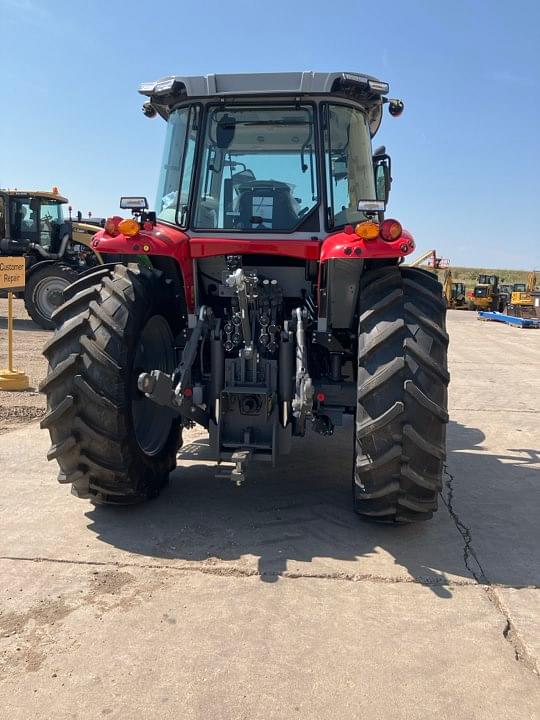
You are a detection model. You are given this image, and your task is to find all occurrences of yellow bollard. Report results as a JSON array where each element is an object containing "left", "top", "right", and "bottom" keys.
[{"left": 0, "top": 257, "right": 30, "bottom": 391}]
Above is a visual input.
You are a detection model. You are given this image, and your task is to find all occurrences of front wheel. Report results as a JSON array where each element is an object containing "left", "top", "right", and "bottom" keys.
[
  {"left": 25, "top": 264, "right": 78, "bottom": 329},
  {"left": 39, "top": 263, "right": 183, "bottom": 504},
  {"left": 354, "top": 266, "right": 450, "bottom": 522}
]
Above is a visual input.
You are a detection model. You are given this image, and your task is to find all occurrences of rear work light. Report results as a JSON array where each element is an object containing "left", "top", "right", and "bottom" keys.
[
  {"left": 118, "top": 218, "right": 141, "bottom": 237},
  {"left": 380, "top": 219, "right": 402, "bottom": 241},
  {"left": 354, "top": 221, "right": 380, "bottom": 240}
]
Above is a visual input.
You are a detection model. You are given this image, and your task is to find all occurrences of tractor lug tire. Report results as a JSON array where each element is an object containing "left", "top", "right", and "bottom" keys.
[
  {"left": 40, "top": 263, "right": 183, "bottom": 505},
  {"left": 354, "top": 265, "right": 449, "bottom": 523}
]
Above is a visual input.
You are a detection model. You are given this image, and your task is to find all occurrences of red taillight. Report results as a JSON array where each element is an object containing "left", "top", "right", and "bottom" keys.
[
  {"left": 380, "top": 219, "right": 402, "bottom": 242},
  {"left": 316, "top": 391, "right": 326, "bottom": 402},
  {"left": 104, "top": 215, "right": 123, "bottom": 236}
]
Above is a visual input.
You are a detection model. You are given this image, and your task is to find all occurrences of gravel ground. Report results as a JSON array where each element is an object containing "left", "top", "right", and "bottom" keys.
[{"left": 0, "top": 297, "right": 49, "bottom": 434}]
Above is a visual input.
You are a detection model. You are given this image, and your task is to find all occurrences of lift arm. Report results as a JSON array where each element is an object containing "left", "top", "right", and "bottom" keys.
[{"left": 407, "top": 249, "right": 436, "bottom": 268}]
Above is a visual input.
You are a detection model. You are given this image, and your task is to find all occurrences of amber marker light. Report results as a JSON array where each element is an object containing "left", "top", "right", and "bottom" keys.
[
  {"left": 380, "top": 219, "right": 402, "bottom": 241},
  {"left": 354, "top": 221, "right": 380, "bottom": 240},
  {"left": 118, "top": 218, "right": 141, "bottom": 237}
]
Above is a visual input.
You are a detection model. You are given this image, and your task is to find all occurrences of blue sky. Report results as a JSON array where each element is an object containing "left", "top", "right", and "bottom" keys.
[{"left": 1, "top": 0, "right": 539, "bottom": 268}]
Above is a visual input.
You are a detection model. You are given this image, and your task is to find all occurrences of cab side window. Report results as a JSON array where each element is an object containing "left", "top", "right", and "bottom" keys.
[
  {"left": 155, "top": 105, "right": 200, "bottom": 226},
  {"left": 323, "top": 104, "right": 376, "bottom": 228},
  {"left": 10, "top": 200, "right": 36, "bottom": 238}
]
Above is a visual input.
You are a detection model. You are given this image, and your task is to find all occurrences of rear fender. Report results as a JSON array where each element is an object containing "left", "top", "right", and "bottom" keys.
[
  {"left": 319, "top": 228, "right": 415, "bottom": 263},
  {"left": 318, "top": 228, "right": 416, "bottom": 331},
  {"left": 318, "top": 258, "right": 363, "bottom": 331},
  {"left": 26, "top": 259, "right": 60, "bottom": 278},
  {"left": 92, "top": 224, "right": 194, "bottom": 311}
]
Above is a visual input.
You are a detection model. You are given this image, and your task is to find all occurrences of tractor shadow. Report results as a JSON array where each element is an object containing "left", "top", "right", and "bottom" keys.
[
  {"left": 86, "top": 418, "right": 540, "bottom": 597},
  {"left": 0, "top": 315, "right": 42, "bottom": 331}
]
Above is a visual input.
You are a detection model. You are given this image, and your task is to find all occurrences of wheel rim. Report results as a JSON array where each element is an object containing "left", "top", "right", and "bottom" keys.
[
  {"left": 33, "top": 276, "right": 72, "bottom": 320},
  {"left": 132, "top": 315, "right": 176, "bottom": 456}
]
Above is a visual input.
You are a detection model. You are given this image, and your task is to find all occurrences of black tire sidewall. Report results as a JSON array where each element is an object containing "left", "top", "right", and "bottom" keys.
[
  {"left": 123, "top": 277, "right": 182, "bottom": 466},
  {"left": 26, "top": 264, "right": 77, "bottom": 329}
]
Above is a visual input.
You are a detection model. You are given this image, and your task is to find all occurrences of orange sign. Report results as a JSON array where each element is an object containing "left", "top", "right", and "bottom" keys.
[{"left": 0, "top": 257, "right": 26, "bottom": 290}]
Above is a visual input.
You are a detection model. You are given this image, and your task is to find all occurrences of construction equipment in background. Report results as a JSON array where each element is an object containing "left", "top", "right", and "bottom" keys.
[
  {"left": 451, "top": 281, "right": 467, "bottom": 308},
  {"left": 507, "top": 271, "right": 537, "bottom": 317},
  {"left": 478, "top": 311, "right": 540, "bottom": 329},
  {"left": 407, "top": 249, "right": 449, "bottom": 269},
  {"left": 498, "top": 283, "right": 513, "bottom": 311},
  {"left": 466, "top": 274, "right": 503, "bottom": 311},
  {"left": 442, "top": 269, "right": 467, "bottom": 308},
  {"left": 0, "top": 188, "right": 103, "bottom": 328}
]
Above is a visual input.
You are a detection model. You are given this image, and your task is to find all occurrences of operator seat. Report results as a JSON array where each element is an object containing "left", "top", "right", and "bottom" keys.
[{"left": 236, "top": 181, "right": 298, "bottom": 230}]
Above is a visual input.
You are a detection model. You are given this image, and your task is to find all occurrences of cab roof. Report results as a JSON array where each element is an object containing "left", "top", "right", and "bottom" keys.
[
  {"left": 139, "top": 71, "right": 390, "bottom": 135},
  {"left": 1, "top": 189, "right": 68, "bottom": 204},
  {"left": 140, "top": 71, "right": 389, "bottom": 99}
]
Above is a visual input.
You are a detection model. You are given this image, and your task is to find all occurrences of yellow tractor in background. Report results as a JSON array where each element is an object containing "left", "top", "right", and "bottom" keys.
[
  {"left": 0, "top": 188, "right": 103, "bottom": 328},
  {"left": 507, "top": 272, "right": 537, "bottom": 317}
]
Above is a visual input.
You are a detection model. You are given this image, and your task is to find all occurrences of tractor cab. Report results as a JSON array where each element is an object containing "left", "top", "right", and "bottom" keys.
[
  {"left": 476, "top": 274, "right": 498, "bottom": 288},
  {"left": 155, "top": 100, "right": 386, "bottom": 234},
  {"left": 0, "top": 189, "right": 68, "bottom": 256},
  {"left": 128, "top": 72, "right": 407, "bottom": 243},
  {"left": 452, "top": 282, "right": 465, "bottom": 300}
]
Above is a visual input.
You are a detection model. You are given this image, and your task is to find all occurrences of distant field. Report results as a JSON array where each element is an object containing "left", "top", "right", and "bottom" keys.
[{"left": 426, "top": 266, "right": 533, "bottom": 287}]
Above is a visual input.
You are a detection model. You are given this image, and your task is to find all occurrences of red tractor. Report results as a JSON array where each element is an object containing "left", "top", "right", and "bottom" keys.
[{"left": 40, "top": 72, "right": 449, "bottom": 522}]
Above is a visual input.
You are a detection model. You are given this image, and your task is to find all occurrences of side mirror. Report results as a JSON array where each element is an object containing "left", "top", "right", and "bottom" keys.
[
  {"left": 120, "top": 196, "right": 148, "bottom": 210},
  {"left": 374, "top": 155, "right": 392, "bottom": 204}
]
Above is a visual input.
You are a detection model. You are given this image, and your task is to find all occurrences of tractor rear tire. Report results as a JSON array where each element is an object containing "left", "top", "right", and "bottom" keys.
[
  {"left": 354, "top": 265, "right": 449, "bottom": 522},
  {"left": 39, "top": 263, "right": 182, "bottom": 504},
  {"left": 25, "top": 263, "right": 78, "bottom": 329}
]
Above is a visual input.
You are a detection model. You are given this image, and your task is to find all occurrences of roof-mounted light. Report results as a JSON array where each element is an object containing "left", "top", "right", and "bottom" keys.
[
  {"left": 153, "top": 77, "right": 176, "bottom": 94},
  {"left": 139, "top": 81, "right": 156, "bottom": 96},
  {"left": 152, "top": 77, "right": 184, "bottom": 96},
  {"left": 368, "top": 79, "right": 389, "bottom": 94}
]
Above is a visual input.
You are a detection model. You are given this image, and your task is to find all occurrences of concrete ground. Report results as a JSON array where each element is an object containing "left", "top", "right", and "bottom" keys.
[{"left": 0, "top": 305, "right": 538, "bottom": 719}]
